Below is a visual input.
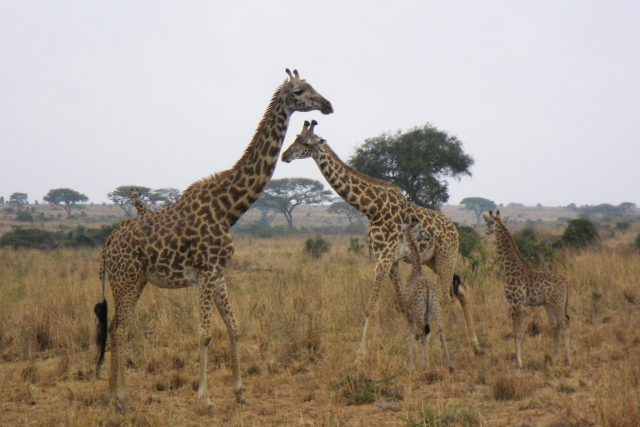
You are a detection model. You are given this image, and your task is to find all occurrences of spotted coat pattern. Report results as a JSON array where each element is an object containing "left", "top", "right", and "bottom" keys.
[
  {"left": 281, "top": 121, "right": 481, "bottom": 360},
  {"left": 97, "top": 70, "right": 332, "bottom": 410},
  {"left": 484, "top": 210, "right": 571, "bottom": 368},
  {"left": 399, "top": 224, "right": 454, "bottom": 372}
]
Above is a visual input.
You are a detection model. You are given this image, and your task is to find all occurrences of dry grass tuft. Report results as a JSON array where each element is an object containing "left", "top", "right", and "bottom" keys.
[{"left": 491, "top": 373, "right": 530, "bottom": 401}]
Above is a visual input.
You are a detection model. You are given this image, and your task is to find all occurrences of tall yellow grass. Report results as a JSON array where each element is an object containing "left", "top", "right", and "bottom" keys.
[{"left": 0, "top": 235, "right": 639, "bottom": 426}]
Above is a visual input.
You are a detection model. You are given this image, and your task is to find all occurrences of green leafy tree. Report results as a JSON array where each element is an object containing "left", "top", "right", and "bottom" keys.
[
  {"left": 9, "top": 192, "right": 28, "bottom": 210},
  {"left": 560, "top": 218, "right": 599, "bottom": 249},
  {"left": 107, "top": 186, "right": 151, "bottom": 217},
  {"left": 349, "top": 123, "right": 473, "bottom": 208},
  {"left": 460, "top": 197, "right": 497, "bottom": 227},
  {"left": 250, "top": 197, "right": 278, "bottom": 228},
  {"left": 258, "top": 178, "right": 333, "bottom": 228},
  {"left": 327, "top": 200, "right": 363, "bottom": 224},
  {"left": 43, "top": 188, "right": 89, "bottom": 217},
  {"left": 149, "top": 188, "right": 182, "bottom": 207}
]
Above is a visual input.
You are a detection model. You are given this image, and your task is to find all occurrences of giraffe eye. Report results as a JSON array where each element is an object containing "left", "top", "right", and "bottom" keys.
[{"left": 294, "top": 89, "right": 304, "bottom": 96}]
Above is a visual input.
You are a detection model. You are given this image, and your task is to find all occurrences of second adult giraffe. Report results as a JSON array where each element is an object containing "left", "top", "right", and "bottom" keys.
[
  {"left": 282, "top": 121, "right": 481, "bottom": 360},
  {"left": 94, "top": 70, "right": 332, "bottom": 410}
]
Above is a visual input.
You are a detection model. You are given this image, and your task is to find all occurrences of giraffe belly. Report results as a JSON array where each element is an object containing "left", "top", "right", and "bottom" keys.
[{"left": 146, "top": 266, "right": 199, "bottom": 289}]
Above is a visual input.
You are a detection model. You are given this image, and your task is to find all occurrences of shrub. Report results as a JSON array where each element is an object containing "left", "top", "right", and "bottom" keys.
[
  {"left": 0, "top": 228, "right": 62, "bottom": 250},
  {"left": 348, "top": 237, "right": 363, "bottom": 253},
  {"left": 304, "top": 235, "right": 330, "bottom": 259},
  {"left": 456, "top": 224, "right": 481, "bottom": 258},
  {"left": 616, "top": 221, "right": 631, "bottom": 232},
  {"left": 560, "top": 219, "right": 599, "bottom": 249},
  {"left": 513, "top": 226, "right": 556, "bottom": 267},
  {"left": 16, "top": 211, "right": 34, "bottom": 222}
]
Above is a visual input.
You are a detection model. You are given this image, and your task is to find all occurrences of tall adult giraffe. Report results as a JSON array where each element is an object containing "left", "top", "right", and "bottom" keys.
[
  {"left": 94, "top": 70, "right": 332, "bottom": 410},
  {"left": 281, "top": 121, "right": 481, "bottom": 361}
]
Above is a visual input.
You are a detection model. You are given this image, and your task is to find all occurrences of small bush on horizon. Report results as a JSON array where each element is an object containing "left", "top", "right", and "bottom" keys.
[
  {"left": 305, "top": 235, "right": 330, "bottom": 259},
  {"left": 560, "top": 218, "right": 599, "bottom": 249}
]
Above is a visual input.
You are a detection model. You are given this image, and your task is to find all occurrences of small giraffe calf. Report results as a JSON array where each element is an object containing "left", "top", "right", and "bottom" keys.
[
  {"left": 484, "top": 210, "right": 571, "bottom": 368},
  {"left": 129, "top": 191, "right": 154, "bottom": 217},
  {"left": 397, "top": 222, "right": 454, "bottom": 373}
]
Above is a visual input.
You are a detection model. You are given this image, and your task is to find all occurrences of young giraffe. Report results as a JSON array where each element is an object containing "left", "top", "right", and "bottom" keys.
[
  {"left": 281, "top": 121, "right": 481, "bottom": 362},
  {"left": 483, "top": 210, "right": 571, "bottom": 368},
  {"left": 94, "top": 70, "right": 332, "bottom": 410},
  {"left": 129, "top": 191, "right": 154, "bottom": 217},
  {"left": 397, "top": 222, "right": 454, "bottom": 373}
]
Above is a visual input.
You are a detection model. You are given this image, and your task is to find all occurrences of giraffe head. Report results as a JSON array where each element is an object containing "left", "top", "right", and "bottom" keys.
[
  {"left": 281, "top": 69, "right": 333, "bottom": 115},
  {"left": 483, "top": 210, "right": 509, "bottom": 235},
  {"left": 281, "top": 120, "right": 326, "bottom": 163},
  {"left": 396, "top": 221, "right": 433, "bottom": 261}
]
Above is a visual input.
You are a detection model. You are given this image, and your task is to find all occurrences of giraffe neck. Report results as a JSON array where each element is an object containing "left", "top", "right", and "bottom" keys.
[
  {"left": 213, "top": 86, "right": 291, "bottom": 226},
  {"left": 494, "top": 222, "right": 530, "bottom": 281},
  {"left": 312, "top": 144, "right": 394, "bottom": 219},
  {"left": 406, "top": 229, "right": 423, "bottom": 280}
]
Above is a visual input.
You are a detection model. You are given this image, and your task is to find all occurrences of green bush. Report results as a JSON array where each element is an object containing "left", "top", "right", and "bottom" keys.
[
  {"left": 305, "top": 235, "right": 331, "bottom": 259},
  {"left": 560, "top": 218, "right": 599, "bottom": 249},
  {"left": 16, "top": 211, "right": 34, "bottom": 222},
  {"left": 0, "top": 228, "right": 62, "bottom": 250},
  {"left": 456, "top": 224, "right": 481, "bottom": 258},
  {"left": 0, "top": 224, "right": 119, "bottom": 250},
  {"left": 616, "top": 221, "right": 631, "bottom": 232},
  {"left": 513, "top": 226, "right": 556, "bottom": 267}
]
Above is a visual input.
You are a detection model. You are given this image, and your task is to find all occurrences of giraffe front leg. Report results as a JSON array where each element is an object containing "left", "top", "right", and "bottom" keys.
[
  {"left": 197, "top": 280, "right": 215, "bottom": 408},
  {"left": 356, "top": 258, "right": 393, "bottom": 364},
  {"left": 212, "top": 275, "right": 246, "bottom": 405}
]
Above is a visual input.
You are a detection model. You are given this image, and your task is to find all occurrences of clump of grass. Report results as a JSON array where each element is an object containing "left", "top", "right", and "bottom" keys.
[
  {"left": 407, "top": 405, "right": 480, "bottom": 427},
  {"left": 335, "top": 374, "right": 402, "bottom": 406},
  {"left": 491, "top": 374, "right": 529, "bottom": 401},
  {"left": 304, "top": 235, "right": 330, "bottom": 259}
]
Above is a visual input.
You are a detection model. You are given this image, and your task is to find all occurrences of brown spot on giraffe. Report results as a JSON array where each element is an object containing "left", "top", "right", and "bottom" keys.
[
  {"left": 281, "top": 120, "right": 481, "bottom": 362},
  {"left": 484, "top": 210, "right": 571, "bottom": 368},
  {"left": 95, "top": 70, "right": 332, "bottom": 411}
]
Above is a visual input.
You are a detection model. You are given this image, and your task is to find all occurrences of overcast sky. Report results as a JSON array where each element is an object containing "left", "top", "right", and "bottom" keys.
[{"left": 1, "top": 1, "right": 638, "bottom": 206}]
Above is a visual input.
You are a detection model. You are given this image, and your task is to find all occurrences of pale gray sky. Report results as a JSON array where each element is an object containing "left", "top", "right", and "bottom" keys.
[{"left": 1, "top": 1, "right": 638, "bottom": 206}]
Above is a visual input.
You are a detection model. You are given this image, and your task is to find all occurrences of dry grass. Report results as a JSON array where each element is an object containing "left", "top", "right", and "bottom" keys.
[{"left": 0, "top": 233, "right": 639, "bottom": 426}]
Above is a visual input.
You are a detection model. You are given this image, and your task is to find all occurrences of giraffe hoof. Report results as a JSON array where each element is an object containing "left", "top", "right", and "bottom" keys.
[
  {"left": 448, "top": 366, "right": 455, "bottom": 374},
  {"left": 235, "top": 392, "right": 248, "bottom": 406},
  {"left": 114, "top": 398, "right": 131, "bottom": 413}
]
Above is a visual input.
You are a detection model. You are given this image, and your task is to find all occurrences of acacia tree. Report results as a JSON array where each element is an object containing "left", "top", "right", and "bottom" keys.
[
  {"left": 9, "top": 193, "right": 28, "bottom": 210},
  {"left": 460, "top": 197, "right": 497, "bottom": 227},
  {"left": 327, "top": 200, "right": 363, "bottom": 224},
  {"left": 149, "top": 188, "right": 182, "bottom": 207},
  {"left": 43, "top": 188, "right": 89, "bottom": 216},
  {"left": 349, "top": 123, "right": 473, "bottom": 208},
  {"left": 107, "top": 186, "right": 151, "bottom": 217},
  {"left": 258, "top": 178, "right": 333, "bottom": 228}
]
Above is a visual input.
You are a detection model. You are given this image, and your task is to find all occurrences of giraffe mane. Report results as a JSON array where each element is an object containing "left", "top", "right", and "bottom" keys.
[
  {"left": 495, "top": 219, "right": 531, "bottom": 269},
  {"left": 182, "top": 85, "right": 284, "bottom": 197},
  {"left": 323, "top": 144, "right": 406, "bottom": 196}
]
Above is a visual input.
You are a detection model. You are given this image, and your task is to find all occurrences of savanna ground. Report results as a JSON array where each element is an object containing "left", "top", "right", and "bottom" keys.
[{"left": 1, "top": 228, "right": 640, "bottom": 426}]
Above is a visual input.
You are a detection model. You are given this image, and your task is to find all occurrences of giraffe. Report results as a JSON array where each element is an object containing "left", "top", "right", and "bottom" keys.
[
  {"left": 483, "top": 210, "right": 571, "bottom": 368},
  {"left": 281, "top": 121, "right": 481, "bottom": 362},
  {"left": 397, "top": 222, "right": 454, "bottom": 373},
  {"left": 129, "top": 191, "right": 154, "bottom": 217},
  {"left": 94, "top": 69, "right": 333, "bottom": 410}
]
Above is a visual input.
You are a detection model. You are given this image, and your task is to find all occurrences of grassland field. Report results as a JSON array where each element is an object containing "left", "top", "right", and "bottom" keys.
[{"left": 0, "top": 207, "right": 639, "bottom": 426}]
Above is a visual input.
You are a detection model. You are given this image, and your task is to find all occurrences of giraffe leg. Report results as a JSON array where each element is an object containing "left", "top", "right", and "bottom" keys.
[
  {"left": 407, "top": 331, "right": 416, "bottom": 369},
  {"left": 212, "top": 275, "right": 246, "bottom": 404},
  {"left": 196, "top": 274, "right": 215, "bottom": 407},
  {"left": 511, "top": 306, "right": 524, "bottom": 368},
  {"left": 109, "top": 281, "right": 144, "bottom": 411},
  {"left": 356, "top": 258, "right": 393, "bottom": 364},
  {"left": 430, "top": 298, "right": 454, "bottom": 373},
  {"left": 420, "top": 333, "right": 431, "bottom": 371},
  {"left": 545, "top": 305, "right": 561, "bottom": 364},
  {"left": 390, "top": 263, "right": 406, "bottom": 315},
  {"left": 437, "top": 258, "right": 481, "bottom": 354}
]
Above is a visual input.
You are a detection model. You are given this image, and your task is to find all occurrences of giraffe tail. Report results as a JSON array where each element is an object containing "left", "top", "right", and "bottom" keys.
[{"left": 94, "top": 258, "right": 108, "bottom": 378}]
